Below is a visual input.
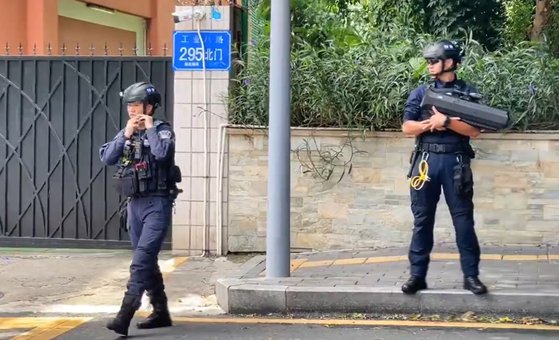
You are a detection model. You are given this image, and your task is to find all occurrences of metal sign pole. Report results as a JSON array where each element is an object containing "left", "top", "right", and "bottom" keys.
[{"left": 265, "top": 0, "right": 291, "bottom": 278}]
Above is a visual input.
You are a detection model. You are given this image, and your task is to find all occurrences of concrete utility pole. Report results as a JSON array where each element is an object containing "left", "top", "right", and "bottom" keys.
[{"left": 265, "top": 0, "right": 291, "bottom": 278}]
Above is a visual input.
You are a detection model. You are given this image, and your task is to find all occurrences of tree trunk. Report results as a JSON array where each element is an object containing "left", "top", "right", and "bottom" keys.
[{"left": 531, "top": 0, "right": 553, "bottom": 40}]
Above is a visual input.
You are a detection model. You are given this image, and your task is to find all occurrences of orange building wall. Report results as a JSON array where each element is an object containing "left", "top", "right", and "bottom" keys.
[
  {"left": 77, "top": 0, "right": 175, "bottom": 54},
  {"left": 0, "top": 0, "right": 174, "bottom": 55},
  {"left": 28, "top": 0, "right": 59, "bottom": 54},
  {"left": 0, "top": 1, "right": 29, "bottom": 54},
  {"left": 59, "top": 16, "right": 136, "bottom": 55}
]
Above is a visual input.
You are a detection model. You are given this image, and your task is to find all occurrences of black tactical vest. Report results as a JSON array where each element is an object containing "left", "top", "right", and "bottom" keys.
[{"left": 112, "top": 122, "right": 181, "bottom": 198}]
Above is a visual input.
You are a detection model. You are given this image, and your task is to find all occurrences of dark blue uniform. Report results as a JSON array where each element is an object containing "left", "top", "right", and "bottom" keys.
[
  {"left": 404, "top": 78, "right": 481, "bottom": 279},
  {"left": 99, "top": 120, "right": 176, "bottom": 299}
]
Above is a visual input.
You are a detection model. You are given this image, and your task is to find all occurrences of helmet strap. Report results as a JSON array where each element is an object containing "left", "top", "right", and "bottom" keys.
[
  {"left": 443, "top": 58, "right": 458, "bottom": 72},
  {"left": 443, "top": 65, "right": 457, "bottom": 73},
  {"left": 432, "top": 59, "right": 457, "bottom": 79}
]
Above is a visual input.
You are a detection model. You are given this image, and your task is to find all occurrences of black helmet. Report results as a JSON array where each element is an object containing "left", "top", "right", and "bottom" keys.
[
  {"left": 422, "top": 40, "right": 462, "bottom": 63},
  {"left": 121, "top": 82, "right": 161, "bottom": 107}
]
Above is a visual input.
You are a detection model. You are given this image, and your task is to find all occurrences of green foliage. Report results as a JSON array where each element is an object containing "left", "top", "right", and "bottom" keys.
[
  {"left": 501, "top": 0, "right": 559, "bottom": 55},
  {"left": 366, "top": 0, "right": 425, "bottom": 33},
  {"left": 256, "top": 0, "right": 362, "bottom": 49},
  {"left": 502, "top": 0, "right": 534, "bottom": 44},
  {"left": 459, "top": 40, "right": 559, "bottom": 130},
  {"left": 229, "top": 28, "right": 420, "bottom": 129},
  {"left": 424, "top": 0, "right": 505, "bottom": 51},
  {"left": 284, "top": 0, "right": 506, "bottom": 51},
  {"left": 230, "top": 0, "right": 559, "bottom": 131},
  {"left": 546, "top": 2, "right": 559, "bottom": 56},
  {"left": 229, "top": 33, "right": 559, "bottom": 131}
]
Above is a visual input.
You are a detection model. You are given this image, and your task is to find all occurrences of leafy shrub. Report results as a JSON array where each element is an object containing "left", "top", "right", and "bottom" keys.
[
  {"left": 229, "top": 2, "right": 559, "bottom": 131},
  {"left": 502, "top": 0, "right": 535, "bottom": 44},
  {"left": 460, "top": 40, "right": 559, "bottom": 130},
  {"left": 228, "top": 32, "right": 559, "bottom": 131}
]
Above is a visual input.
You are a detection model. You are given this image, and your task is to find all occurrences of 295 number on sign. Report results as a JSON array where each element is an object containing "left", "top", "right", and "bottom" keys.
[{"left": 178, "top": 47, "right": 204, "bottom": 62}]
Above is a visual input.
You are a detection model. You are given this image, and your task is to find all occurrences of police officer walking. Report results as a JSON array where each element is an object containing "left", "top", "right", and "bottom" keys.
[
  {"left": 99, "top": 82, "right": 181, "bottom": 336},
  {"left": 401, "top": 40, "right": 488, "bottom": 295}
]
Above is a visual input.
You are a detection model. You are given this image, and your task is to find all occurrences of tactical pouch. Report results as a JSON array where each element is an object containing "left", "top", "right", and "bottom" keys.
[
  {"left": 118, "top": 199, "right": 129, "bottom": 231},
  {"left": 136, "top": 162, "right": 152, "bottom": 194},
  {"left": 407, "top": 149, "right": 420, "bottom": 179},
  {"left": 170, "top": 165, "right": 182, "bottom": 183},
  {"left": 407, "top": 137, "right": 422, "bottom": 179},
  {"left": 465, "top": 144, "right": 476, "bottom": 159},
  {"left": 168, "top": 165, "right": 183, "bottom": 199},
  {"left": 453, "top": 161, "right": 473, "bottom": 197},
  {"left": 112, "top": 168, "right": 139, "bottom": 197}
]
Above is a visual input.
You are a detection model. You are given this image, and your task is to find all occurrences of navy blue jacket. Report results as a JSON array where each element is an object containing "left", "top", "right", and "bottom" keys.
[{"left": 403, "top": 78, "right": 479, "bottom": 144}]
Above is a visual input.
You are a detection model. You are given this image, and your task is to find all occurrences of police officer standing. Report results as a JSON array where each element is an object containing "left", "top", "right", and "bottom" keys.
[
  {"left": 99, "top": 82, "right": 181, "bottom": 336},
  {"left": 401, "top": 40, "right": 488, "bottom": 295}
]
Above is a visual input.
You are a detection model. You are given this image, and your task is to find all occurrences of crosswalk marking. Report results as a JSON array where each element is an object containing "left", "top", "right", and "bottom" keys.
[{"left": 0, "top": 317, "right": 91, "bottom": 340}]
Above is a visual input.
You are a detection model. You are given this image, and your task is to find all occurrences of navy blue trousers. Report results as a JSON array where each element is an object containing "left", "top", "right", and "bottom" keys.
[
  {"left": 125, "top": 195, "right": 172, "bottom": 297},
  {"left": 408, "top": 152, "right": 480, "bottom": 279}
]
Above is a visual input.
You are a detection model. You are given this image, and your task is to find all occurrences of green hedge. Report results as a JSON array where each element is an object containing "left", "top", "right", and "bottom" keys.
[{"left": 227, "top": 35, "right": 559, "bottom": 131}]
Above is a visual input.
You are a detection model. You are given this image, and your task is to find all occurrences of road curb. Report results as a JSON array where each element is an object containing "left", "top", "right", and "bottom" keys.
[{"left": 216, "top": 279, "right": 559, "bottom": 317}]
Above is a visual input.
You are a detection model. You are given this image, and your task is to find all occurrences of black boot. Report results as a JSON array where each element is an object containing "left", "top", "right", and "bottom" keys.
[
  {"left": 401, "top": 276, "right": 427, "bottom": 294},
  {"left": 136, "top": 291, "right": 173, "bottom": 329},
  {"left": 106, "top": 294, "right": 141, "bottom": 336},
  {"left": 464, "top": 276, "right": 488, "bottom": 295}
]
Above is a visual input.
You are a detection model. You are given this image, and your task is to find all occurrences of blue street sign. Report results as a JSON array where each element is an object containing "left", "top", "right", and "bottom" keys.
[{"left": 172, "top": 31, "right": 231, "bottom": 71}]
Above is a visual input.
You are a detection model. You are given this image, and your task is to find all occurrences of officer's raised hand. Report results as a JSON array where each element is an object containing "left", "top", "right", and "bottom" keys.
[
  {"left": 138, "top": 114, "right": 154, "bottom": 129},
  {"left": 124, "top": 117, "right": 140, "bottom": 138}
]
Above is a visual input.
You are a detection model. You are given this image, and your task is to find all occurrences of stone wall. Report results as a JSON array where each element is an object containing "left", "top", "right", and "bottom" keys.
[{"left": 226, "top": 128, "right": 559, "bottom": 252}]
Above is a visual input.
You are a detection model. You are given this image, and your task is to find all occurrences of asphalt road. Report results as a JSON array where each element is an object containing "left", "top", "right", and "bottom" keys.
[
  {"left": 58, "top": 319, "right": 559, "bottom": 340},
  {"left": 2, "top": 316, "right": 559, "bottom": 340}
]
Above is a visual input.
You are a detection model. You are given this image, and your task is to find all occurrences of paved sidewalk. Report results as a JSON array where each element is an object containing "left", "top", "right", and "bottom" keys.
[
  {"left": 216, "top": 245, "right": 559, "bottom": 317},
  {"left": 0, "top": 248, "right": 246, "bottom": 316}
]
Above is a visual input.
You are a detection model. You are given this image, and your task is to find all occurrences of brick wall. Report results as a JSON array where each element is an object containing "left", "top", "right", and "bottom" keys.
[{"left": 226, "top": 128, "right": 559, "bottom": 252}]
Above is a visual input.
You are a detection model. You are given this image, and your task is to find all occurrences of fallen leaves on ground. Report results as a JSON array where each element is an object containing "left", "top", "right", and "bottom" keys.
[{"left": 239, "top": 312, "right": 558, "bottom": 327}]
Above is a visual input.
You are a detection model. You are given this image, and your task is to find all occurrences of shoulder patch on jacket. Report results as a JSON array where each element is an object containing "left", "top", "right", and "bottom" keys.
[{"left": 158, "top": 129, "right": 173, "bottom": 139}]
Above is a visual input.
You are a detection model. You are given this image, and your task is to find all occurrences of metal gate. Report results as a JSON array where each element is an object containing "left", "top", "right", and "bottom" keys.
[{"left": 0, "top": 56, "right": 174, "bottom": 249}]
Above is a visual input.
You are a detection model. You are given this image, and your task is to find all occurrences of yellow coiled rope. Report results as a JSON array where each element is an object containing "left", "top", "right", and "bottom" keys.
[{"left": 410, "top": 153, "right": 430, "bottom": 190}]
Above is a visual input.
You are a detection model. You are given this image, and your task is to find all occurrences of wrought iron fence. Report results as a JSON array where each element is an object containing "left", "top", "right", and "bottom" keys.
[{"left": 0, "top": 52, "right": 174, "bottom": 248}]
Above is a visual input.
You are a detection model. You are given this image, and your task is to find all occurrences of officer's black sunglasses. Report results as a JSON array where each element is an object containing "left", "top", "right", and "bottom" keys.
[{"left": 426, "top": 58, "right": 441, "bottom": 65}]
